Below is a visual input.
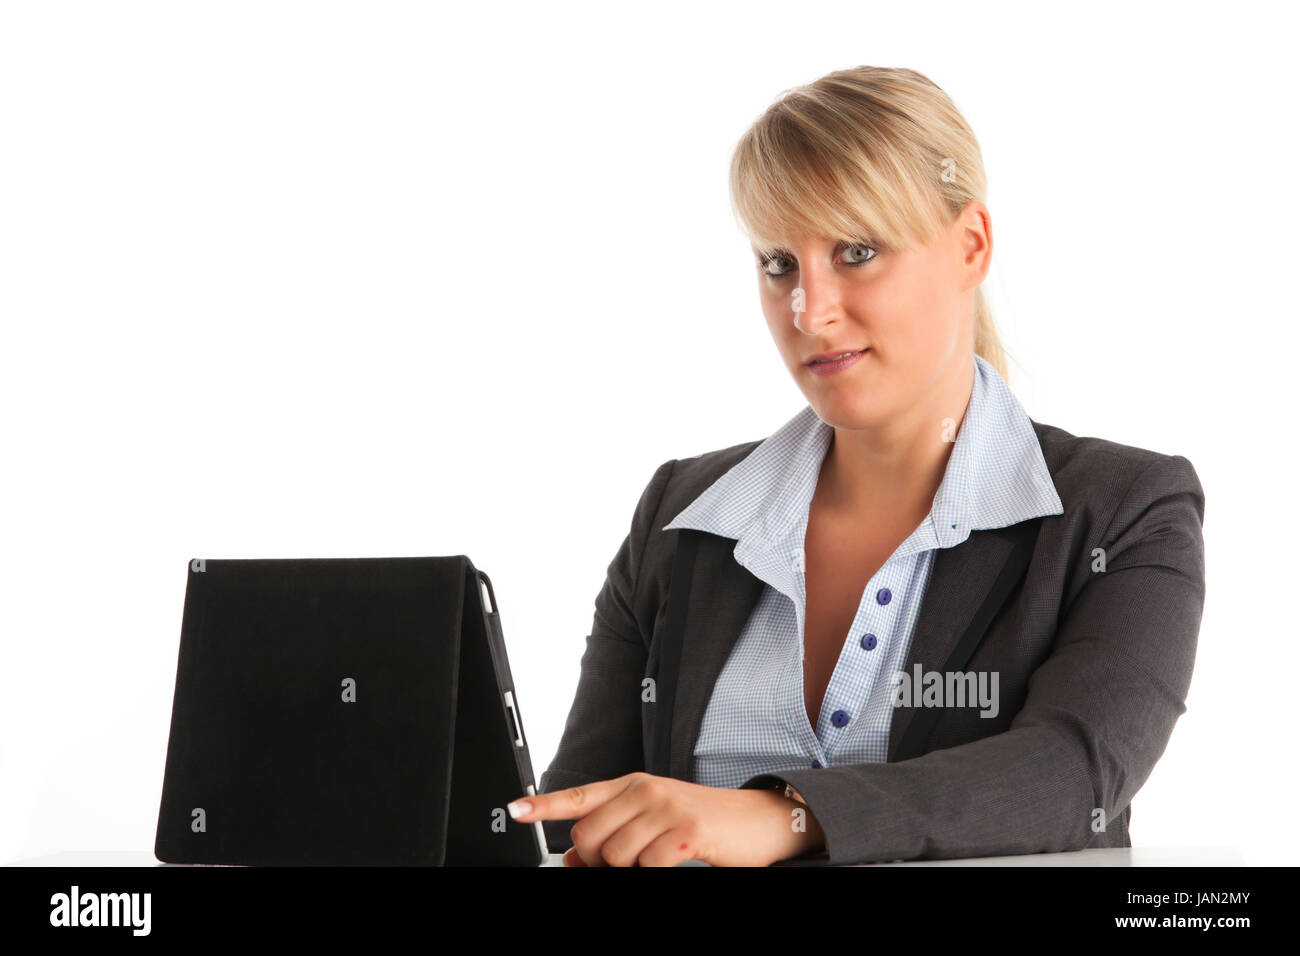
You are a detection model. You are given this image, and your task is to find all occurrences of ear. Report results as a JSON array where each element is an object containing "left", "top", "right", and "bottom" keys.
[{"left": 957, "top": 201, "right": 992, "bottom": 290}]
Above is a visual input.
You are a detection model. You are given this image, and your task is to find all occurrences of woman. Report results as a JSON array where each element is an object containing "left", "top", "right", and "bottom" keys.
[{"left": 506, "top": 65, "right": 1206, "bottom": 866}]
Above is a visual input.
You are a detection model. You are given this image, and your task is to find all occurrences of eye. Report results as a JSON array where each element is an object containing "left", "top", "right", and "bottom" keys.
[
  {"left": 843, "top": 242, "right": 878, "bottom": 265},
  {"left": 758, "top": 252, "right": 796, "bottom": 278},
  {"left": 757, "top": 241, "right": 879, "bottom": 278}
]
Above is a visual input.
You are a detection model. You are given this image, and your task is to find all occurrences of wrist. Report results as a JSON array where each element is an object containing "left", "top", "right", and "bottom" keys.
[
  {"left": 756, "top": 787, "right": 825, "bottom": 861},
  {"left": 791, "top": 801, "right": 826, "bottom": 857}
]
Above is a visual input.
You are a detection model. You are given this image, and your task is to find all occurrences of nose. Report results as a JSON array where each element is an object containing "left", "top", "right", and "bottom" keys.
[{"left": 791, "top": 264, "right": 845, "bottom": 335}]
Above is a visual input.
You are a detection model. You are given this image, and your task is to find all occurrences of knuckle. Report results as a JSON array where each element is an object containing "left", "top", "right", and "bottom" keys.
[
  {"left": 639, "top": 842, "right": 674, "bottom": 867},
  {"left": 602, "top": 842, "right": 632, "bottom": 867},
  {"left": 678, "top": 818, "right": 703, "bottom": 844}
]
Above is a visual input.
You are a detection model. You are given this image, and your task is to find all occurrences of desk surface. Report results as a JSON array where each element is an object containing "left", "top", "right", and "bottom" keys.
[{"left": 3, "top": 847, "right": 1247, "bottom": 867}]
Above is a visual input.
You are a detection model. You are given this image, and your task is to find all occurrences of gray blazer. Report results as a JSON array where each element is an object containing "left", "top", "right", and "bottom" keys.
[{"left": 538, "top": 419, "right": 1207, "bottom": 864}]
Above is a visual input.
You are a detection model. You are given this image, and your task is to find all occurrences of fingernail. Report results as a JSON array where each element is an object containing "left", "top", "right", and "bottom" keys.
[{"left": 506, "top": 799, "right": 532, "bottom": 819}]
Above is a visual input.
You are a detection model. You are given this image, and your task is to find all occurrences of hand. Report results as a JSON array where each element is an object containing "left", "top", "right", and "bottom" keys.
[{"left": 507, "top": 772, "right": 825, "bottom": 867}]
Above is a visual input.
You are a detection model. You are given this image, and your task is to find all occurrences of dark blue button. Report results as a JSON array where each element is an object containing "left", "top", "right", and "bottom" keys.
[
  {"left": 876, "top": 587, "right": 891, "bottom": 605},
  {"left": 811, "top": 759, "right": 821, "bottom": 768},
  {"left": 860, "top": 633, "right": 877, "bottom": 650},
  {"left": 831, "top": 709, "right": 850, "bottom": 728}
]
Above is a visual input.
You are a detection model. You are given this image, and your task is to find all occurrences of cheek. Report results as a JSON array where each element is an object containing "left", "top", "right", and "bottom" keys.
[
  {"left": 868, "top": 272, "right": 953, "bottom": 354},
  {"left": 761, "top": 297, "right": 796, "bottom": 349}
]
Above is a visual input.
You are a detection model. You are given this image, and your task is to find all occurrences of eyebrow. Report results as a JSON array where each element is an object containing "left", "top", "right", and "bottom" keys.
[{"left": 753, "top": 239, "right": 877, "bottom": 259}]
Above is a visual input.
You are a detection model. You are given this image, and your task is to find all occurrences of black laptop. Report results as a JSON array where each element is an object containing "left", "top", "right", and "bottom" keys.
[{"left": 154, "top": 556, "right": 547, "bottom": 866}]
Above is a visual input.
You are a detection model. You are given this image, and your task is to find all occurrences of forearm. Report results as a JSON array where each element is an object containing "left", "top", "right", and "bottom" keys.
[{"left": 749, "top": 722, "right": 1102, "bottom": 864}]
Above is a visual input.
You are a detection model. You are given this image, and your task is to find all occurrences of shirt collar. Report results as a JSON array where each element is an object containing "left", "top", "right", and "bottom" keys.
[{"left": 661, "top": 354, "right": 1063, "bottom": 552}]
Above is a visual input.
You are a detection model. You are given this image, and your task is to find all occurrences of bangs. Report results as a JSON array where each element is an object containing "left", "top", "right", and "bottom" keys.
[{"left": 729, "top": 85, "right": 959, "bottom": 258}]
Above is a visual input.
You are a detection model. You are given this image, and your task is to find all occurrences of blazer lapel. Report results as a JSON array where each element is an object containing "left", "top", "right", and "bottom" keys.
[
  {"left": 888, "top": 517, "right": 1042, "bottom": 762},
  {"left": 664, "top": 530, "right": 764, "bottom": 783}
]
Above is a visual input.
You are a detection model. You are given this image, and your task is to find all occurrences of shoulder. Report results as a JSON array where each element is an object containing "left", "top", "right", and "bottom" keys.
[
  {"left": 658, "top": 437, "right": 764, "bottom": 516},
  {"left": 608, "top": 437, "right": 767, "bottom": 639},
  {"left": 1030, "top": 419, "right": 1206, "bottom": 535}
]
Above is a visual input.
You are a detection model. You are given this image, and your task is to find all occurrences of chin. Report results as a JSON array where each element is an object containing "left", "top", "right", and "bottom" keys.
[{"left": 809, "top": 391, "right": 889, "bottom": 431}]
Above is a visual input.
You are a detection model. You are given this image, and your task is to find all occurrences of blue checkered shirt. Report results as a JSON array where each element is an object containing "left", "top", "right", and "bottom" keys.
[{"left": 661, "top": 353, "right": 1064, "bottom": 789}]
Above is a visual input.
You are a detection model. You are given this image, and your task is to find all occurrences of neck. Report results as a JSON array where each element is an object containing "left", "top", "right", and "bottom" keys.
[{"left": 817, "top": 354, "right": 976, "bottom": 515}]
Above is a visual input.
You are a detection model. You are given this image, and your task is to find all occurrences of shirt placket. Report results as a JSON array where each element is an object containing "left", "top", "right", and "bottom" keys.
[{"left": 813, "top": 560, "right": 904, "bottom": 755}]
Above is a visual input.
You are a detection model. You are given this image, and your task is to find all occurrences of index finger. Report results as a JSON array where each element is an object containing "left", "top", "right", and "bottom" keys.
[{"left": 507, "top": 775, "right": 635, "bottom": 822}]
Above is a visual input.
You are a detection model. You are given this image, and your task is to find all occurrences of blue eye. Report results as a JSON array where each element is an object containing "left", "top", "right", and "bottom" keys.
[
  {"left": 843, "top": 243, "right": 878, "bottom": 264},
  {"left": 757, "top": 241, "right": 879, "bottom": 278},
  {"left": 758, "top": 253, "right": 795, "bottom": 277}
]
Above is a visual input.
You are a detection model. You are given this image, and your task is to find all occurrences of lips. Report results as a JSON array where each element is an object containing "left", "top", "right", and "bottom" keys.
[{"left": 806, "top": 348, "right": 868, "bottom": 365}]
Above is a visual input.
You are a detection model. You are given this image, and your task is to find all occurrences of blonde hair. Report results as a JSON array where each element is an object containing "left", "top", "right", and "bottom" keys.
[{"left": 728, "top": 66, "right": 1009, "bottom": 381}]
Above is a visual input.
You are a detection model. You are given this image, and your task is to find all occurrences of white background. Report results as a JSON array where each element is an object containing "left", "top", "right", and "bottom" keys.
[{"left": 2, "top": 0, "right": 1294, "bottom": 865}]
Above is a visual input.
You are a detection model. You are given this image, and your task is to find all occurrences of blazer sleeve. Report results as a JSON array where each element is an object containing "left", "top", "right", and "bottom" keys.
[
  {"left": 740, "top": 452, "right": 1207, "bottom": 864},
  {"left": 537, "top": 457, "right": 677, "bottom": 852}
]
